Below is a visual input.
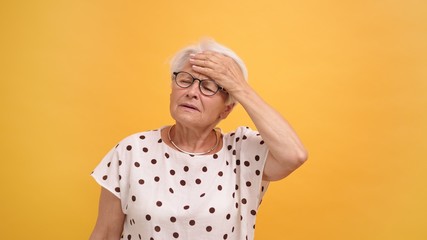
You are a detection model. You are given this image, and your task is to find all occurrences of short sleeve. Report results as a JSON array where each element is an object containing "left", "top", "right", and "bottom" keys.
[
  {"left": 91, "top": 143, "right": 132, "bottom": 212},
  {"left": 232, "top": 126, "right": 270, "bottom": 205}
]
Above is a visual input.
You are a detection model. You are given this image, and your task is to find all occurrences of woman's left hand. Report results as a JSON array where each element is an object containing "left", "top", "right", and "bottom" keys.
[{"left": 189, "top": 51, "right": 248, "bottom": 97}]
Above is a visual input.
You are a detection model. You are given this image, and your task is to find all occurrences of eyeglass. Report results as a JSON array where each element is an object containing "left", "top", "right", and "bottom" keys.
[{"left": 172, "top": 71, "right": 225, "bottom": 96}]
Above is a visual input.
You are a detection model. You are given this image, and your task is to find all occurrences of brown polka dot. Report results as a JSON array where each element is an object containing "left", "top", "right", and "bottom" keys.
[
  {"left": 209, "top": 207, "right": 215, "bottom": 213},
  {"left": 200, "top": 193, "right": 206, "bottom": 197},
  {"left": 158, "top": 138, "right": 162, "bottom": 143},
  {"left": 183, "top": 166, "right": 189, "bottom": 172},
  {"left": 236, "top": 137, "right": 240, "bottom": 142},
  {"left": 119, "top": 175, "right": 122, "bottom": 180},
  {"left": 236, "top": 160, "right": 240, "bottom": 165},
  {"left": 165, "top": 153, "right": 170, "bottom": 158},
  {"left": 246, "top": 181, "right": 252, "bottom": 187},
  {"left": 132, "top": 196, "right": 136, "bottom": 202},
  {"left": 218, "top": 185, "right": 222, "bottom": 191},
  {"left": 154, "top": 176, "right": 160, "bottom": 182},
  {"left": 170, "top": 169, "right": 176, "bottom": 175},
  {"left": 156, "top": 201, "right": 162, "bottom": 207},
  {"left": 195, "top": 178, "right": 202, "bottom": 184},
  {"left": 202, "top": 166, "right": 208, "bottom": 172},
  {"left": 170, "top": 216, "right": 176, "bottom": 222},
  {"left": 206, "top": 226, "right": 212, "bottom": 232},
  {"left": 102, "top": 175, "right": 108, "bottom": 180},
  {"left": 255, "top": 170, "right": 261, "bottom": 175},
  {"left": 118, "top": 160, "right": 122, "bottom": 166},
  {"left": 146, "top": 214, "right": 151, "bottom": 220},
  {"left": 139, "top": 135, "right": 145, "bottom": 140},
  {"left": 142, "top": 147, "right": 148, "bottom": 152},
  {"left": 227, "top": 145, "right": 232, "bottom": 150},
  {"left": 180, "top": 180, "right": 186, "bottom": 186},
  {"left": 226, "top": 214, "right": 231, "bottom": 220},
  {"left": 138, "top": 179, "right": 145, "bottom": 185},
  {"left": 126, "top": 145, "right": 132, "bottom": 151},
  {"left": 173, "top": 232, "right": 179, "bottom": 238},
  {"left": 151, "top": 159, "right": 157, "bottom": 164},
  {"left": 134, "top": 162, "right": 140, "bottom": 167},
  {"left": 232, "top": 150, "right": 236, "bottom": 155},
  {"left": 213, "top": 154, "right": 218, "bottom": 159},
  {"left": 244, "top": 161, "right": 250, "bottom": 167},
  {"left": 251, "top": 210, "right": 257, "bottom": 215},
  {"left": 115, "top": 187, "right": 120, "bottom": 192},
  {"left": 235, "top": 185, "right": 239, "bottom": 190},
  {"left": 154, "top": 226, "right": 161, "bottom": 232},
  {"left": 243, "top": 135, "right": 247, "bottom": 140},
  {"left": 189, "top": 220, "right": 195, "bottom": 226},
  {"left": 260, "top": 140, "right": 265, "bottom": 145},
  {"left": 255, "top": 155, "right": 260, "bottom": 161},
  {"left": 242, "top": 198, "right": 247, "bottom": 204},
  {"left": 183, "top": 205, "right": 190, "bottom": 210},
  {"left": 218, "top": 171, "right": 223, "bottom": 176},
  {"left": 107, "top": 162, "right": 111, "bottom": 167},
  {"left": 169, "top": 188, "right": 174, "bottom": 193},
  {"left": 223, "top": 234, "right": 228, "bottom": 239},
  {"left": 235, "top": 202, "right": 239, "bottom": 208}
]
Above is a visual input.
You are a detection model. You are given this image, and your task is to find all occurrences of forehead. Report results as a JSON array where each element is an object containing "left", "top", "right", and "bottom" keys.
[{"left": 180, "top": 60, "right": 210, "bottom": 79}]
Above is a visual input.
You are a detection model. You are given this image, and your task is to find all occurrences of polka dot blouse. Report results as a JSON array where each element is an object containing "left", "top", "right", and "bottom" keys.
[{"left": 92, "top": 126, "right": 270, "bottom": 240}]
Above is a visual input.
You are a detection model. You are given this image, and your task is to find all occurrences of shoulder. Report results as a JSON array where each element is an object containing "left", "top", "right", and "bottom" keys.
[
  {"left": 224, "top": 126, "right": 262, "bottom": 141},
  {"left": 223, "top": 126, "right": 265, "bottom": 153},
  {"left": 113, "top": 128, "right": 163, "bottom": 151}
]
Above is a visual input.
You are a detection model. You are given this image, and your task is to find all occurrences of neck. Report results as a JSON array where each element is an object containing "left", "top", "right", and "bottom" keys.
[{"left": 167, "top": 125, "right": 220, "bottom": 155}]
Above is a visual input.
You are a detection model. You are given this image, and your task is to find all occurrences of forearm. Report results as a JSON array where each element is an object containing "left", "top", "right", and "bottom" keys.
[{"left": 234, "top": 86, "right": 308, "bottom": 171}]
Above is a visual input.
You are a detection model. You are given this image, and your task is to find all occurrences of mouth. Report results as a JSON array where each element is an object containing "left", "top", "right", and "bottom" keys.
[{"left": 179, "top": 103, "right": 200, "bottom": 112}]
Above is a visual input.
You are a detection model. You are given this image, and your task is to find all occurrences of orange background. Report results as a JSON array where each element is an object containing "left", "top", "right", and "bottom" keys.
[{"left": 1, "top": 0, "right": 426, "bottom": 239}]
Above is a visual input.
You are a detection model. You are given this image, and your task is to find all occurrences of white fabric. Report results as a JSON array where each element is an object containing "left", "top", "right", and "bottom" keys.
[{"left": 92, "top": 126, "right": 270, "bottom": 240}]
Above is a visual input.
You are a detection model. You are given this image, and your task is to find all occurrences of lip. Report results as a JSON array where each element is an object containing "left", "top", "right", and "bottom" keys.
[{"left": 179, "top": 103, "right": 200, "bottom": 112}]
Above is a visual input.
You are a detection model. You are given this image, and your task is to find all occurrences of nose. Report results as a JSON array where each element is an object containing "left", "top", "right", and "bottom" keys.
[{"left": 186, "top": 79, "right": 202, "bottom": 98}]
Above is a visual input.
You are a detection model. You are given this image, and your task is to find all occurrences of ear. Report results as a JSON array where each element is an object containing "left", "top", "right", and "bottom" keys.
[{"left": 219, "top": 103, "right": 235, "bottom": 120}]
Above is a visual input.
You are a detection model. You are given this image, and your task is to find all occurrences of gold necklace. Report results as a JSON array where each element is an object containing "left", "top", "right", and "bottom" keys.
[{"left": 167, "top": 125, "right": 219, "bottom": 155}]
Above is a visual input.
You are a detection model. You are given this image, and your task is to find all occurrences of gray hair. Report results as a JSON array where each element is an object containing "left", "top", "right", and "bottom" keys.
[{"left": 169, "top": 38, "right": 248, "bottom": 104}]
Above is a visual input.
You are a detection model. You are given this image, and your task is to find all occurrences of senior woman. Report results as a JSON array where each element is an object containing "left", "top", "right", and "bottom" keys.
[{"left": 90, "top": 39, "right": 307, "bottom": 240}]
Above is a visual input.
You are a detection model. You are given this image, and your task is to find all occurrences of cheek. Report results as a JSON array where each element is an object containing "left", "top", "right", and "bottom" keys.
[{"left": 170, "top": 89, "right": 179, "bottom": 103}]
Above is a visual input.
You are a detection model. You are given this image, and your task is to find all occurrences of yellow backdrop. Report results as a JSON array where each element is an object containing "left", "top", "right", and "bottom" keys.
[{"left": 1, "top": 0, "right": 426, "bottom": 239}]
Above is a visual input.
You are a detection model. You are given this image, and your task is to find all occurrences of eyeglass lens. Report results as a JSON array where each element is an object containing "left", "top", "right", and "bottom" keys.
[{"left": 174, "top": 72, "right": 219, "bottom": 96}]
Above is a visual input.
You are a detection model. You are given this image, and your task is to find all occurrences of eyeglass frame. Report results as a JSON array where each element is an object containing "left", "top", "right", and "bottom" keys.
[{"left": 172, "top": 71, "right": 226, "bottom": 96}]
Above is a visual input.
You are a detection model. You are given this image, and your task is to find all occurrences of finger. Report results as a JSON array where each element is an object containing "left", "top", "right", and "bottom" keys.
[
  {"left": 189, "top": 57, "right": 218, "bottom": 69},
  {"left": 191, "top": 65, "right": 217, "bottom": 77},
  {"left": 191, "top": 51, "right": 223, "bottom": 63}
]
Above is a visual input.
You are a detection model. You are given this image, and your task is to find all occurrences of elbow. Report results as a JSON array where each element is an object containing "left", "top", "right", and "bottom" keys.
[
  {"left": 288, "top": 147, "right": 308, "bottom": 169},
  {"left": 296, "top": 149, "right": 308, "bottom": 165}
]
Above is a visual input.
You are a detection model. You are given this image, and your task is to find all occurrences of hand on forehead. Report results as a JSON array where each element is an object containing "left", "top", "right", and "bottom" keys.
[{"left": 191, "top": 51, "right": 227, "bottom": 62}]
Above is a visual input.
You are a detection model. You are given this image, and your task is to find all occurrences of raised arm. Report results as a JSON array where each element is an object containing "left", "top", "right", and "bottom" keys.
[
  {"left": 90, "top": 187, "right": 125, "bottom": 240},
  {"left": 190, "top": 51, "right": 308, "bottom": 181}
]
